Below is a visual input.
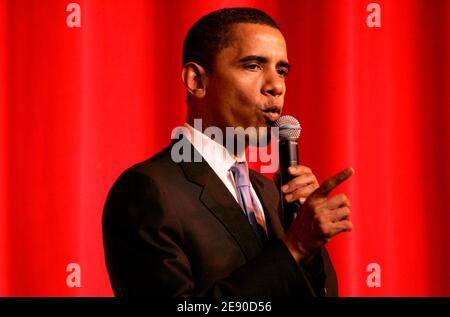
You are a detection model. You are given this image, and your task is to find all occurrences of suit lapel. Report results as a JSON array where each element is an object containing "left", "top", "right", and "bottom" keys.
[{"left": 178, "top": 144, "right": 263, "bottom": 260}]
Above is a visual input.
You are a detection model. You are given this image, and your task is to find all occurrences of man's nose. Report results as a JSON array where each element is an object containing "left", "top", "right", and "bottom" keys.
[{"left": 261, "top": 71, "right": 284, "bottom": 97}]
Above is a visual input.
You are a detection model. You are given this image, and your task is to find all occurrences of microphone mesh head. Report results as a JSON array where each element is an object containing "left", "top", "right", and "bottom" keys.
[{"left": 274, "top": 115, "right": 302, "bottom": 140}]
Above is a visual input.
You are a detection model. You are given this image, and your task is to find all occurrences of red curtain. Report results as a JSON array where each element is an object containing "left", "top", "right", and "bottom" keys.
[{"left": 1, "top": 0, "right": 449, "bottom": 296}]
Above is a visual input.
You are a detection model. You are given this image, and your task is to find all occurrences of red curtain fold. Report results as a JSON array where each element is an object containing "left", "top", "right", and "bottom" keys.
[{"left": 0, "top": 0, "right": 449, "bottom": 296}]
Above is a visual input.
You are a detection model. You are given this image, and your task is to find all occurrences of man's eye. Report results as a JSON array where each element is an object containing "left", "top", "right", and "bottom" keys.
[
  {"left": 245, "top": 64, "right": 261, "bottom": 71},
  {"left": 277, "top": 68, "right": 289, "bottom": 77}
]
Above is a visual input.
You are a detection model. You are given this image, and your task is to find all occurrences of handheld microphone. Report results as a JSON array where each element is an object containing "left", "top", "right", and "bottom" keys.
[{"left": 274, "top": 115, "right": 302, "bottom": 230}]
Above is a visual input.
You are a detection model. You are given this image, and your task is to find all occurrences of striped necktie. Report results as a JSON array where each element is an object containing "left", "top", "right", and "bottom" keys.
[{"left": 230, "top": 162, "right": 268, "bottom": 240}]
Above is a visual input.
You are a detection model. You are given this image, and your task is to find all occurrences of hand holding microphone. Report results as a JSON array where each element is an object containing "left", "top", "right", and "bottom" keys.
[
  {"left": 274, "top": 115, "right": 354, "bottom": 264},
  {"left": 275, "top": 115, "right": 319, "bottom": 229},
  {"left": 274, "top": 115, "right": 307, "bottom": 229}
]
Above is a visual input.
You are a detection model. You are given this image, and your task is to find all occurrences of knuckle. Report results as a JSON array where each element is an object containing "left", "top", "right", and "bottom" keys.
[
  {"left": 298, "top": 165, "right": 311, "bottom": 173},
  {"left": 286, "top": 179, "right": 295, "bottom": 189},
  {"left": 345, "top": 207, "right": 351, "bottom": 217},
  {"left": 299, "top": 185, "right": 313, "bottom": 196},
  {"left": 347, "top": 221, "right": 353, "bottom": 231},
  {"left": 339, "top": 220, "right": 352, "bottom": 231},
  {"left": 293, "top": 177, "right": 303, "bottom": 186},
  {"left": 337, "top": 193, "right": 346, "bottom": 201},
  {"left": 342, "top": 206, "right": 350, "bottom": 217},
  {"left": 294, "top": 188, "right": 305, "bottom": 198},
  {"left": 312, "top": 178, "right": 319, "bottom": 186},
  {"left": 300, "top": 165, "right": 312, "bottom": 173},
  {"left": 292, "top": 177, "right": 303, "bottom": 188},
  {"left": 307, "top": 174, "right": 316, "bottom": 184},
  {"left": 346, "top": 197, "right": 352, "bottom": 207}
]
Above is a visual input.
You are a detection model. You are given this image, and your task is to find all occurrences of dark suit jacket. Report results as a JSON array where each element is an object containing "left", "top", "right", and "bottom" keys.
[{"left": 102, "top": 140, "right": 338, "bottom": 296}]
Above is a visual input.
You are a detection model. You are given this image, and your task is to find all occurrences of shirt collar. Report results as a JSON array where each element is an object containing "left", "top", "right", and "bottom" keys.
[{"left": 182, "top": 123, "right": 246, "bottom": 179}]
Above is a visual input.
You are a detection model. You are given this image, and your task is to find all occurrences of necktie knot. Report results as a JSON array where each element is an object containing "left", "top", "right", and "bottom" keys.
[{"left": 230, "top": 162, "right": 250, "bottom": 188}]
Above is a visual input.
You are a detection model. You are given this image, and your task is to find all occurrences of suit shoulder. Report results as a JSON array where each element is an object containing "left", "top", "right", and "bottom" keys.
[
  {"left": 131, "top": 145, "right": 174, "bottom": 171},
  {"left": 103, "top": 145, "right": 182, "bottom": 221},
  {"left": 122, "top": 144, "right": 183, "bottom": 181},
  {"left": 106, "top": 144, "right": 184, "bottom": 199}
]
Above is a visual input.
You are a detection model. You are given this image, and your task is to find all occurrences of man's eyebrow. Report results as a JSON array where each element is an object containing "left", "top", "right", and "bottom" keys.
[
  {"left": 237, "top": 55, "right": 291, "bottom": 70},
  {"left": 237, "top": 55, "right": 268, "bottom": 64},
  {"left": 277, "top": 60, "right": 291, "bottom": 70}
]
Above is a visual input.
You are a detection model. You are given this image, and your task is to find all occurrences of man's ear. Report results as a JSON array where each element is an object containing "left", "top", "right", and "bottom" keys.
[{"left": 182, "top": 62, "right": 208, "bottom": 99}]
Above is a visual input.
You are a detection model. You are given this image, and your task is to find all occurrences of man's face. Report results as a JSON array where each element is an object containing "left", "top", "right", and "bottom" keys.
[{"left": 202, "top": 23, "right": 289, "bottom": 133}]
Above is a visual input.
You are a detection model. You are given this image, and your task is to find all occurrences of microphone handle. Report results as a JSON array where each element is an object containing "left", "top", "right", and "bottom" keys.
[{"left": 279, "top": 139, "right": 301, "bottom": 230}]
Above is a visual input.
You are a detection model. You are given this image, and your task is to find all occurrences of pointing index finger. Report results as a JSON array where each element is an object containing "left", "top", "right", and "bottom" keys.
[{"left": 312, "top": 167, "right": 354, "bottom": 198}]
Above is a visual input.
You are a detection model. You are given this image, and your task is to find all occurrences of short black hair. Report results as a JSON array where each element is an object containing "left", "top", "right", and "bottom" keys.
[{"left": 182, "top": 7, "right": 280, "bottom": 71}]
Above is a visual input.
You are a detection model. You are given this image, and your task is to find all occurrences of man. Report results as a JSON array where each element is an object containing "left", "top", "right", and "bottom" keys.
[{"left": 102, "top": 7, "right": 353, "bottom": 296}]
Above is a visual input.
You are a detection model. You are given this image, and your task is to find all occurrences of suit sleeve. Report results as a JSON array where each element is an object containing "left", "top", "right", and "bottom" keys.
[{"left": 103, "top": 169, "right": 330, "bottom": 296}]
